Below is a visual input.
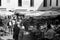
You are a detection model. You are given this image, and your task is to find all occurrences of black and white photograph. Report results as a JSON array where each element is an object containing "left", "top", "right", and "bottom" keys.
[{"left": 0, "top": 0, "right": 60, "bottom": 40}]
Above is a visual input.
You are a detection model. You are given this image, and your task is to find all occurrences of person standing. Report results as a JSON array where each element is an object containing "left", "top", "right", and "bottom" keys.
[{"left": 13, "top": 23, "right": 20, "bottom": 40}]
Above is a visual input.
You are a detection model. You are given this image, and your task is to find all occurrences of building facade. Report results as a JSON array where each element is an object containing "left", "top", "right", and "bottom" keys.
[
  {"left": 38, "top": 0, "right": 59, "bottom": 11},
  {"left": 0, "top": 0, "right": 59, "bottom": 11}
]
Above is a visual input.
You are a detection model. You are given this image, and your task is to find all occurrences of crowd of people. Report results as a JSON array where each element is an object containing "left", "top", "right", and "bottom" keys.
[
  {"left": 12, "top": 14, "right": 60, "bottom": 40},
  {"left": 0, "top": 13, "right": 60, "bottom": 40}
]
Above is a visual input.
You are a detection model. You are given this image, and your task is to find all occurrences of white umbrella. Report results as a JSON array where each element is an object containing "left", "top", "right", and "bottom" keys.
[
  {"left": 0, "top": 11, "right": 14, "bottom": 17},
  {"left": 41, "top": 11, "right": 60, "bottom": 16},
  {"left": 25, "top": 11, "right": 45, "bottom": 17}
]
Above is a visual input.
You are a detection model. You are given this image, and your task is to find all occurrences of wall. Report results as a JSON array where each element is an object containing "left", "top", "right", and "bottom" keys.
[
  {"left": 0, "top": 0, "right": 60, "bottom": 11},
  {"left": 37, "top": 0, "right": 60, "bottom": 11},
  {"left": 15, "top": 0, "right": 43, "bottom": 11},
  {"left": 37, "top": 0, "right": 51, "bottom": 11},
  {"left": 0, "top": 0, "right": 43, "bottom": 11}
]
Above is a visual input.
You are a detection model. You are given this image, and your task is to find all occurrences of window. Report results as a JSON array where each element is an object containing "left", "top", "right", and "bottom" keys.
[
  {"left": 18, "top": 0, "right": 22, "bottom": 6},
  {"left": 56, "top": 0, "right": 58, "bottom": 6},
  {"left": 43, "top": 0, "right": 47, "bottom": 7},
  {"left": 0, "top": 0, "right": 1, "bottom": 6},
  {"left": 50, "top": 0, "right": 52, "bottom": 6},
  {"left": 30, "top": 0, "right": 34, "bottom": 7}
]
